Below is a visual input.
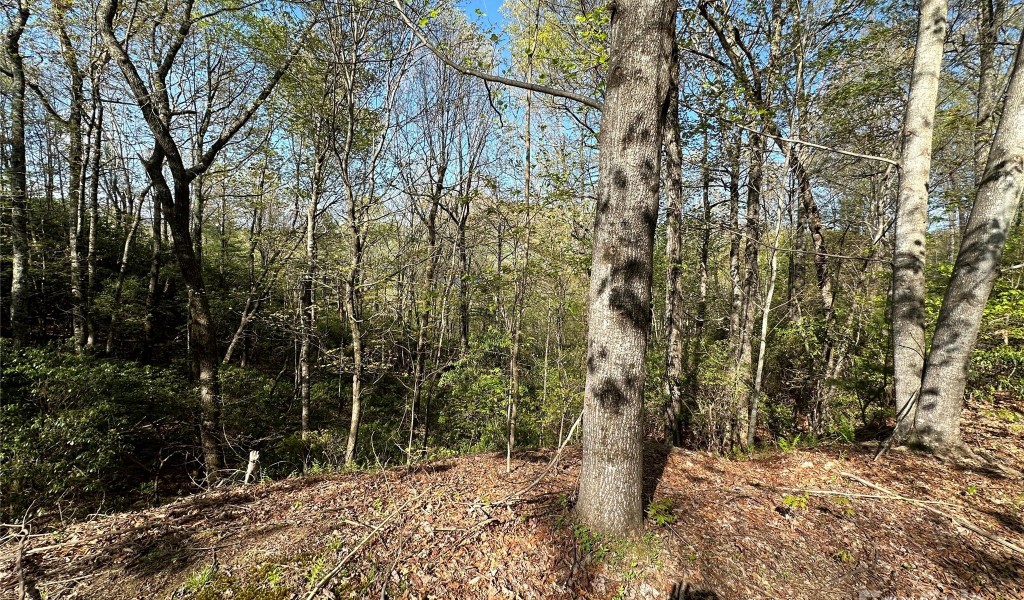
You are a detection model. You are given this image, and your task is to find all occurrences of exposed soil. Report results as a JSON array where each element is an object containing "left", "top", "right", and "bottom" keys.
[{"left": 2, "top": 399, "right": 1023, "bottom": 599}]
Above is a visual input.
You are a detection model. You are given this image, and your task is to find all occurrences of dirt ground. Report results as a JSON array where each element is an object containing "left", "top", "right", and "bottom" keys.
[{"left": 2, "top": 399, "right": 1022, "bottom": 599}]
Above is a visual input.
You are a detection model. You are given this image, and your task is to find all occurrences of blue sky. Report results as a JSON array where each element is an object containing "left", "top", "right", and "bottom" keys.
[{"left": 460, "top": 0, "right": 507, "bottom": 27}]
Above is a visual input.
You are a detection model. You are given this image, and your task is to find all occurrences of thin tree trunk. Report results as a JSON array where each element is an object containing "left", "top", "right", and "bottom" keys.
[
  {"left": 576, "top": 0, "right": 675, "bottom": 536},
  {"left": 726, "top": 135, "right": 743, "bottom": 445},
  {"left": 342, "top": 158, "right": 365, "bottom": 464},
  {"left": 408, "top": 180, "right": 443, "bottom": 463},
  {"left": 662, "top": 38, "right": 686, "bottom": 446},
  {"left": 750, "top": 191, "right": 784, "bottom": 443},
  {"left": 457, "top": 198, "right": 470, "bottom": 354},
  {"left": 5, "top": 1, "right": 30, "bottom": 346},
  {"left": 892, "top": 0, "right": 947, "bottom": 441},
  {"left": 735, "top": 131, "right": 764, "bottom": 447},
  {"left": 299, "top": 155, "right": 322, "bottom": 440},
  {"left": 508, "top": 22, "right": 537, "bottom": 473},
  {"left": 85, "top": 96, "right": 103, "bottom": 350},
  {"left": 56, "top": 12, "right": 88, "bottom": 352},
  {"left": 144, "top": 148, "right": 224, "bottom": 476},
  {"left": 105, "top": 186, "right": 148, "bottom": 354},
  {"left": 689, "top": 127, "right": 712, "bottom": 403},
  {"left": 913, "top": 36, "right": 1024, "bottom": 449},
  {"left": 142, "top": 194, "right": 162, "bottom": 362}
]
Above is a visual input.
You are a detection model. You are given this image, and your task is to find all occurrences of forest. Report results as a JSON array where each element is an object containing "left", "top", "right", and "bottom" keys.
[{"left": 1, "top": 0, "right": 1023, "bottom": 597}]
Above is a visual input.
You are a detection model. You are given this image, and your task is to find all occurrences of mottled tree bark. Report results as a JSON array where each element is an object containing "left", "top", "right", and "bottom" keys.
[
  {"left": 4, "top": 1, "right": 29, "bottom": 346},
  {"left": 576, "top": 0, "right": 675, "bottom": 537},
  {"left": 913, "top": 36, "right": 1024, "bottom": 449},
  {"left": 892, "top": 0, "right": 947, "bottom": 441},
  {"left": 974, "top": 0, "right": 1005, "bottom": 185},
  {"left": 55, "top": 9, "right": 88, "bottom": 352},
  {"left": 662, "top": 32, "right": 686, "bottom": 446}
]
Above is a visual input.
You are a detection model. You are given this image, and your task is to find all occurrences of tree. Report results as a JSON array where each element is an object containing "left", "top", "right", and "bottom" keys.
[
  {"left": 892, "top": 0, "right": 947, "bottom": 442},
  {"left": 575, "top": 0, "right": 676, "bottom": 536},
  {"left": 911, "top": 34, "right": 1024, "bottom": 449},
  {"left": 3, "top": 0, "right": 29, "bottom": 346},
  {"left": 97, "top": 0, "right": 306, "bottom": 477}
]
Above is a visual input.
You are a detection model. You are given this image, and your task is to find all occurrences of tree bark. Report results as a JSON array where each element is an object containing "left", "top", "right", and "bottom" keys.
[
  {"left": 85, "top": 94, "right": 103, "bottom": 350},
  {"left": 734, "top": 132, "right": 764, "bottom": 447},
  {"left": 662, "top": 34, "right": 686, "bottom": 446},
  {"left": 299, "top": 153, "right": 323, "bottom": 440},
  {"left": 892, "top": 0, "right": 947, "bottom": 441},
  {"left": 142, "top": 194, "right": 162, "bottom": 362},
  {"left": 913, "top": 35, "right": 1024, "bottom": 449},
  {"left": 4, "top": 0, "right": 30, "bottom": 346},
  {"left": 974, "top": 0, "right": 1005, "bottom": 186},
  {"left": 576, "top": 0, "right": 675, "bottom": 537},
  {"left": 55, "top": 9, "right": 88, "bottom": 352}
]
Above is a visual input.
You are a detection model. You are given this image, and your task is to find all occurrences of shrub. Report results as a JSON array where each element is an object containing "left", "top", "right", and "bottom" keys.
[{"left": 0, "top": 342, "right": 194, "bottom": 521}]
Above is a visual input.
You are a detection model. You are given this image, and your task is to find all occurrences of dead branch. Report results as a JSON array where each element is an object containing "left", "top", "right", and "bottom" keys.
[
  {"left": 302, "top": 491, "right": 420, "bottom": 599},
  {"left": 496, "top": 410, "right": 583, "bottom": 506},
  {"left": 841, "top": 472, "right": 1024, "bottom": 557}
]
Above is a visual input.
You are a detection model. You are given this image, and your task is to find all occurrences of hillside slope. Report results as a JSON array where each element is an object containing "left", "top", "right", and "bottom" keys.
[{"left": 2, "top": 405, "right": 1023, "bottom": 599}]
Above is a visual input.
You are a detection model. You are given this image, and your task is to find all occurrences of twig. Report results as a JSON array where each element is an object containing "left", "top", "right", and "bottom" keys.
[
  {"left": 841, "top": 472, "right": 1024, "bottom": 557},
  {"left": 496, "top": 411, "right": 583, "bottom": 506},
  {"left": 38, "top": 570, "right": 112, "bottom": 588},
  {"left": 302, "top": 491, "right": 419, "bottom": 600},
  {"left": 437, "top": 515, "right": 501, "bottom": 563},
  {"left": 754, "top": 482, "right": 960, "bottom": 509}
]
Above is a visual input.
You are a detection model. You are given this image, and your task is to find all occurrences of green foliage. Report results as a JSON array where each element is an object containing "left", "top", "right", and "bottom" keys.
[
  {"left": 0, "top": 343, "right": 193, "bottom": 521},
  {"left": 646, "top": 498, "right": 676, "bottom": 527},
  {"left": 183, "top": 564, "right": 218, "bottom": 594},
  {"left": 781, "top": 493, "right": 809, "bottom": 512},
  {"left": 572, "top": 522, "right": 610, "bottom": 561},
  {"left": 434, "top": 331, "right": 511, "bottom": 453}
]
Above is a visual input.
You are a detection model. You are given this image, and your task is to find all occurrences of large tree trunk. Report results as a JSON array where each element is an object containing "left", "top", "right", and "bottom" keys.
[
  {"left": 912, "top": 36, "right": 1024, "bottom": 449},
  {"left": 892, "top": 0, "right": 947, "bottom": 440},
  {"left": 576, "top": 0, "right": 675, "bottom": 537},
  {"left": 5, "top": 1, "right": 29, "bottom": 346}
]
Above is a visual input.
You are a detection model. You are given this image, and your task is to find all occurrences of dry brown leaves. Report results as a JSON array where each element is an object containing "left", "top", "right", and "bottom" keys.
[{"left": 1, "top": 398, "right": 1022, "bottom": 599}]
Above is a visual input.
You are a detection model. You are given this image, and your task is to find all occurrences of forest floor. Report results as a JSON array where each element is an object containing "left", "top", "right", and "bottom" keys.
[{"left": 2, "top": 397, "right": 1023, "bottom": 599}]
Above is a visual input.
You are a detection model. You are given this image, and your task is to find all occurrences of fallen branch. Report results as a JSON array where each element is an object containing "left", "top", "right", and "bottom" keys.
[
  {"left": 496, "top": 411, "right": 583, "bottom": 506},
  {"left": 302, "top": 491, "right": 419, "bottom": 600},
  {"left": 841, "top": 472, "right": 1024, "bottom": 557},
  {"left": 753, "top": 482, "right": 960, "bottom": 509}
]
